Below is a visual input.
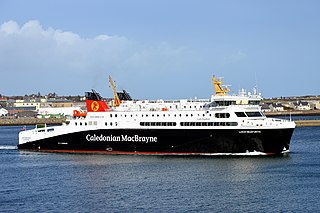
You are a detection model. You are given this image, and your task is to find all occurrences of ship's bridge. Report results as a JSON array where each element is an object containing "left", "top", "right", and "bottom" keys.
[{"left": 210, "top": 94, "right": 262, "bottom": 107}]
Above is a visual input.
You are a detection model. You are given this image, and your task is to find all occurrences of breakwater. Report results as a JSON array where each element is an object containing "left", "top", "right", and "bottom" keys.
[
  {"left": 294, "top": 120, "right": 320, "bottom": 127},
  {"left": 0, "top": 118, "right": 66, "bottom": 126}
]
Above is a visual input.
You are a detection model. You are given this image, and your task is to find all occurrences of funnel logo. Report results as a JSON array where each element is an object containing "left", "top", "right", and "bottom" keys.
[{"left": 91, "top": 101, "right": 100, "bottom": 112}]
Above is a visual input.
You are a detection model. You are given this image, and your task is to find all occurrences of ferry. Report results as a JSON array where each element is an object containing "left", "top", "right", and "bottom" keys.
[{"left": 18, "top": 76, "right": 295, "bottom": 155}]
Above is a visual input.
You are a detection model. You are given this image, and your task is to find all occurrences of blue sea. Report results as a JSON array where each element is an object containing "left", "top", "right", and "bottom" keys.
[{"left": 1, "top": 125, "right": 320, "bottom": 212}]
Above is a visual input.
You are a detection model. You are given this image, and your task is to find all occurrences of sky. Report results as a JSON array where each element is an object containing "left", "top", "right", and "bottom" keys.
[{"left": 0, "top": 0, "right": 320, "bottom": 99}]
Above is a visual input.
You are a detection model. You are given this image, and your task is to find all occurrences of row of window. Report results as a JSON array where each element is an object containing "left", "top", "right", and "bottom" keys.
[
  {"left": 76, "top": 121, "right": 239, "bottom": 127},
  {"left": 139, "top": 122, "right": 238, "bottom": 127},
  {"left": 76, "top": 121, "right": 119, "bottom": 126},
  {"left": 110, "top": 112, "right": 263, "bottom": 118},
  {"left": 215, "top": 113, "right": 230, "bottom": 118},
  {"left": 215, "top": 101, "right": 236, "bottom": 106},
  {"left": 214, "top": 100, "right": 260, "bottom": 106},
  {"left": 109, "top": 113, "right": 231, "bottom": 118},
  {"left": 76, "top": 112, "right": 262, "bottom": 127},
  {"left": 140, "top": 122, "right": 177, "bottom": 126},
  {"left": 180, "top": 122, "right": 238, "bottom": 126},
  {"left": 75, "top": 121, "right": 98, "bottom": 126}
]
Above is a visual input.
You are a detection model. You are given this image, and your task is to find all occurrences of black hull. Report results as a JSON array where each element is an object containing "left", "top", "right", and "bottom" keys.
[{"left": 18, "top": 128, "right": 294, "bottom": 155}]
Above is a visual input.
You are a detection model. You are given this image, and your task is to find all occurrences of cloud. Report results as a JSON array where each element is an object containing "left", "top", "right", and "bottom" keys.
[
  {"left": 0, "top": 20, "right": 196, "bottom": 97},
  {"left": 95, "top": 35, "right": 112, "bottom": 41},
  {"left": 0, "top": 20, "right": 19, "bottom": 34}
]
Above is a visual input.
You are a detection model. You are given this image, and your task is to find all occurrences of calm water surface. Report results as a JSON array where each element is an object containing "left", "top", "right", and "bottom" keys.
[{"left": 1, "top": 126, "right": 320, "bottom": 212}]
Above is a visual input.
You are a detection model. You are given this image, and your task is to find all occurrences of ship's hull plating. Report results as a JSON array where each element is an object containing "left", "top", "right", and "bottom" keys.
[{"left": 18, "top": 128, "right": 294, "bottom": 155}]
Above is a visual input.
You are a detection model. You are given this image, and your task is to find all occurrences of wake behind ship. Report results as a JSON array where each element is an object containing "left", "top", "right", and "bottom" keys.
[{"left": 18, "top": 76, "right": 295, "bottom": 155}]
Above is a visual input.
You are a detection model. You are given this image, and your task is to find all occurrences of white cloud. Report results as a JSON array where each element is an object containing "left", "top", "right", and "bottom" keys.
[
  {"left": 0, "top": 20, "right": 198, "bottom": 97},
  {"left": 0, "top": 20, "right": 19, "bottom": 34},
  {"left": 95, "top": 34, "right": 112, "bottom": 41}
]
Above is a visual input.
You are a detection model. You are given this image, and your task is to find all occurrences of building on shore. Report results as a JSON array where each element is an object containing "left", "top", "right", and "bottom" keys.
[
  {"left": 293, "top": 101, "right": 311, "bottom": 111},
  {"left": 0, "top": 108, "right": 8, "bottom": 116},
  {"left": 0, "top": 94, "right": 86, "bottom": 118},
  {"left": 37, "top": 107, "right": 82, "bottom": 118},
  {"left": 261, "top": 103, "right": 285, "bottom": 112}
]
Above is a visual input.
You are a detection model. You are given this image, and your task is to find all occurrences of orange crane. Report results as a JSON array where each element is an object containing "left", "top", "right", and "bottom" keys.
[{"left": 108, "top": 75, "right": 121, "bottom": 107}]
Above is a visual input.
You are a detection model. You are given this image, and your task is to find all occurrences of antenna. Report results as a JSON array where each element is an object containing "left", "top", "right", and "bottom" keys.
[{"left": 254, "top": 72, "right": 258, "bottom": 93}]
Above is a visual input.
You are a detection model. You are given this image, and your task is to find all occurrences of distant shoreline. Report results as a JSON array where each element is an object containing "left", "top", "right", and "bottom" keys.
[
  {"left": 1, "top": 113, "right": 320, "bottom": 127},
  {"left": 264, "top": 110, "right": 320, "bottom": 117}
]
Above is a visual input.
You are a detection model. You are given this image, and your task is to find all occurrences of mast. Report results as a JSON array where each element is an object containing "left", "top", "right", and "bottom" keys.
[{"left": 212, "top": 75, "right": 229, "bottom": 96}]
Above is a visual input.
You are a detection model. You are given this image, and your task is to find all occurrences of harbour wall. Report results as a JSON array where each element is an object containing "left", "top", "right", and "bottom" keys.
[{"left": 0, "top": 118, "right": 65, "bottom": 126}]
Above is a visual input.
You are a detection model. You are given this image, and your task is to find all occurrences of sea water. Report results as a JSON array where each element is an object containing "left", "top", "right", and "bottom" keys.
[{"left": 1, "top": 125, "right": 320, "bottom": 212}]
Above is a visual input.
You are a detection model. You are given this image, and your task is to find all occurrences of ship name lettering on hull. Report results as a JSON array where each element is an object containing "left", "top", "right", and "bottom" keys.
[{"left": 86, "top": 134, "right": 157, "bottom": 143}]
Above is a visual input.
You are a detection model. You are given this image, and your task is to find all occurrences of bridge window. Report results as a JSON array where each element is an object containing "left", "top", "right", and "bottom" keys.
[
  {"left": 246, "top": 112, "right": 263, "bottom": 117},
  {"left": 235, "top": 112, "right": 247, "bottom": 117},
  {"left": 215, "top": 101, "right": 236, "bottom": 106},
  {"left": 249, "top": 100, "right": 260, "bottom": 105}
]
